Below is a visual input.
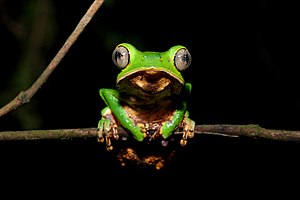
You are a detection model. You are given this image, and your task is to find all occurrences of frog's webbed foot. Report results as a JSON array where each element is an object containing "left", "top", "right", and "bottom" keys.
[
  {"left": 118, "top": 147, "right": 165, "bottom": 170},
  {"left": 179, "top": 117, "right": 195, "bottom": 146},
  {"left": 98, "top": 108, "right": 119, "bottom": 151}
]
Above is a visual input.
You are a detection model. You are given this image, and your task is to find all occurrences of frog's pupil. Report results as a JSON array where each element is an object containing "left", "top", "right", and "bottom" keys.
[
  {"left": 115, "top": 51, "right": 122, "bottom": 61},
  {"left": 183, "top": 53, "right": 189, "bottom": 64}
]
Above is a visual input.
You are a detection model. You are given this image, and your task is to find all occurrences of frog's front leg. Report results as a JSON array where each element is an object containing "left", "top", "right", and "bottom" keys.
[
  {"left": 161, "top": 108, "right": 195, "bottom": 146},
  {"left": 160, "top": 83, "right": 195, "bottom": 146},
  {"left": 98, "top": 89, "right": 145, "bottom": 150},
  {"left": 179, "top": 83, "right": 195, "bottom": 145}
]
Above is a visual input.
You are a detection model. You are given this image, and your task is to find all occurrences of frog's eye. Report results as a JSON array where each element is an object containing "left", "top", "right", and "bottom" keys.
[
  {"left": 112, "top": 45, "right": 130, "bottom": 69},
  {"left": 174, "top": 48, "right": 192, "bottom": 71}
]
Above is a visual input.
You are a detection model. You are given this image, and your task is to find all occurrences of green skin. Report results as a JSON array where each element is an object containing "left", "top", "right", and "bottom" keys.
[{"left": 98, "top": 43, "right": 194, "bottom": 145}]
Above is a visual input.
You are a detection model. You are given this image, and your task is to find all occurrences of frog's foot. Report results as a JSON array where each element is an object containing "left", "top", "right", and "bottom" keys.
[
  {"left": 98, "top": 112, "right": 119, "bottom": 151},
  {"left": 117, "top": 148, "right": 140, "bottom": 167},
  {"left": 117, "top": 148, "right": 165, "bottom": 170},
  {"left": 179, "top": 117, "right": 195, "bottom": 146},
  {"left": 143, "top": 155, "right": 165, "bottom": 170}
]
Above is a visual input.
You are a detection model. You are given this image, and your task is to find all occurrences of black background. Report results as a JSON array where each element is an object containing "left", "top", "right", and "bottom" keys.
[{"left": 0, "top": 0, "right": 299, "bottom": 195}]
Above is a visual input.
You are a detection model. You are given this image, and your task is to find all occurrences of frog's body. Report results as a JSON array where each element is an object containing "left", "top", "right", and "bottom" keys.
[{"left": 98, "top": 43, "right": 195, "bottom": 152}]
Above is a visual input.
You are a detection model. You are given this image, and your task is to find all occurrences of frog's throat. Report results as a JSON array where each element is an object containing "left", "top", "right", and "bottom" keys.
[{"left": 116, "top": 68, "right": 184, "bottom": 85}]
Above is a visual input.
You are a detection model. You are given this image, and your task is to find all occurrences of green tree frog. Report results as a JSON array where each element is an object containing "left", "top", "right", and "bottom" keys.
[{"left": 98, "top": 43, "right": 195, "bottom": 151}]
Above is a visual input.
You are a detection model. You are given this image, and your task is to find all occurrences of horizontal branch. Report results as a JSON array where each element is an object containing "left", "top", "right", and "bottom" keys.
[{"left": 1, "top": 124, "right": 300, "bottom": 142}]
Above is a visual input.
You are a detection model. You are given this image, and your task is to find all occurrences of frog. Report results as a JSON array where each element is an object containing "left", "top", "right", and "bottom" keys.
[{"left": 98, "top": 43, "right": 195, "bottom": 152}]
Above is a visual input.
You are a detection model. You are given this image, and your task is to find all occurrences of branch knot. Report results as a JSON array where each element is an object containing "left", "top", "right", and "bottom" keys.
[{"left": 18, "top": 91, "right": 30, "bottom": 104}]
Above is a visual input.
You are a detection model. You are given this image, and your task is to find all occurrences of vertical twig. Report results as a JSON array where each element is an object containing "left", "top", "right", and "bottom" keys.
[{"left": 0, "top": 0, "right": 105, "bottom": 117}]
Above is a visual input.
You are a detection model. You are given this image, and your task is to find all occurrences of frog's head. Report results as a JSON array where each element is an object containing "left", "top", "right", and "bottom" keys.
[{"left": 112, "top": 43, "right": 191, "bottom": 97}]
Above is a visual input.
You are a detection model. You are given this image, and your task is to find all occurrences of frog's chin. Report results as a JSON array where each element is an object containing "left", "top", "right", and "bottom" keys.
[{"left": 117, "top": 69, "right": 183, "bottom": 96}]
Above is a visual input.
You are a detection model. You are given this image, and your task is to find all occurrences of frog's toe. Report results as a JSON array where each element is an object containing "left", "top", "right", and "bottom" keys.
[
  {"left": 97, "top": 120, "right": 105, "bottom": 141},
  {"left": 180, "top": 118, "right": 195, "bottom": 146},
  {"left": 105, "top": 125, "right": 119, "bottom": 151},
  {"left": 112, "top": 124, "right": 119, "bottom": 140},
  {"left": 105, "top": 137, "right": 113, "bottom": 151}
]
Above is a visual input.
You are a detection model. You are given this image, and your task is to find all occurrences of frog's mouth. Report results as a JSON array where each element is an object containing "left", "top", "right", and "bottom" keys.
[{"left": 117, "top": 69, "right": 183, "bottom": 96}]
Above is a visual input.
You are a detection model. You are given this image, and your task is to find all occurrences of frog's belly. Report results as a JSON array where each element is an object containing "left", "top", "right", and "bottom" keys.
[
  {"left": 123, "top": 104, "right": 175, "bottom": 133},
  {"left": 123, "top": 104, "right": 175, "bottom": 123}
]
